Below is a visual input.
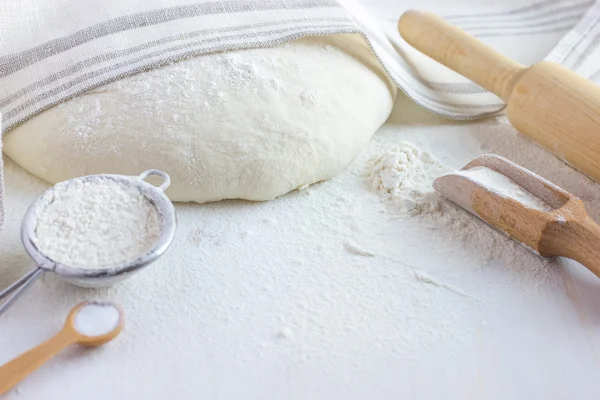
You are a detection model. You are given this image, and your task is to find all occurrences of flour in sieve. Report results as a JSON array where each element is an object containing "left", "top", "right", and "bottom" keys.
[{"left": 33, "top": 178, "right": 160, "bottom": 268}]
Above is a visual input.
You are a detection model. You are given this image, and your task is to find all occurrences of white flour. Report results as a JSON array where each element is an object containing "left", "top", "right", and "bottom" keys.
[
  {"left": 368, "top": 139, "right": 561, "bottom": 290},
  {"left": 3, "top": 111, "right": 600, "bottom": 398},
  {"left": 456, "top": 166, "right": 552, "bottom": 211},
  {"left": 33, "top": 178, "right": 159, "bottom": 268},
  {"left": 73, "top": 302, "right": 121, "bottom": 337},
  {"left": 368, "top": 142, "right": 448, "bottom": 216}
]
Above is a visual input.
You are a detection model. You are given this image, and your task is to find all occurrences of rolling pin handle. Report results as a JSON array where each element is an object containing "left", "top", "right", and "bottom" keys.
[{"left": 398, "top": 10, "right": 525, "bottom": 101}]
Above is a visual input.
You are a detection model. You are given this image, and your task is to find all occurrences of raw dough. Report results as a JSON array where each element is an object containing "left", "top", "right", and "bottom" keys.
[{"left": 3, "top": 34, "right": 395, "bottom": 202}]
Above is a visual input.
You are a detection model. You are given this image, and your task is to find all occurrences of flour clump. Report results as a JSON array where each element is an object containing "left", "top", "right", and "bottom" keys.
[
  {"left": 369, "top": 143, "right": 448, "bottom": 216},
  {"left": 33, "top": 178, "right": 160, "bottom": 268}
]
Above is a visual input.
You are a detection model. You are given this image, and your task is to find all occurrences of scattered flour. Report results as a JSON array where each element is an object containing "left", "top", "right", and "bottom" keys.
[
  {"left": 456, "top": 166, "right": 552, "bottom": 211},
  {"left": 368, "top": 142, "right": 448, "bottom": 216},
  {"left": 344, "top": 241, "right": 376, "bottom": 257},
  {"left": 3, "top": 114, "right": 600, "bottom": 397},
  {"left": 412, "top": 271, "right": 473, "bottom": 299},
  {"left": 73, "top": 301, "right": 122, "bottom": 337},
  {"left": 369, "top": 141, "right": 562, "bottom": 291},
  {"left": 33, "top": 178, "right": 160, "bottom": 268}
]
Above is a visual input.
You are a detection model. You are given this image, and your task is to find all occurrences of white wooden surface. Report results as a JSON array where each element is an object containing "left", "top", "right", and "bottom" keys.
[{"left": 2, "top": 97, "right": 600, "bottom": 399}]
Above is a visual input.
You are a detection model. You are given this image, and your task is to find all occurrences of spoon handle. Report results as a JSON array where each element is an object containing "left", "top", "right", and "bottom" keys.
[{"left": 0, "top": 328, "right": 77, "bottom": 395}]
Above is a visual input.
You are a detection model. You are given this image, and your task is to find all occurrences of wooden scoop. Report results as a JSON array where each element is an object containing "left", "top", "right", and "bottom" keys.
[
  {"left": 0, "top": 300, "right": 124, "bottom": 395},
  {"left": 398, "top": 11, "right": 600, "bottom": 184},
  {"left": 434, "top": 154, "right": 600, "bottom": 277}
]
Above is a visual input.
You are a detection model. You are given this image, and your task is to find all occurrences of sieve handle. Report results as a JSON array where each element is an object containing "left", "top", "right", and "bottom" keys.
[
  {"left": 0, "top": 268, "right": 44, "bottom": 318},
  {"left": 138, "top": 169, "right": 171, "bottom": 192}
]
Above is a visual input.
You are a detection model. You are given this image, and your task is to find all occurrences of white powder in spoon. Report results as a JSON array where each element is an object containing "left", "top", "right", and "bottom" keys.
[
  {"left": 74, "top": 302, "right": 121, "bottom": 337},
  {"left": 456, "top": 166, "right": 553, "bottom": 211},
  {"left": 33, "top": 178, "right": 160, "bottom": 268}
]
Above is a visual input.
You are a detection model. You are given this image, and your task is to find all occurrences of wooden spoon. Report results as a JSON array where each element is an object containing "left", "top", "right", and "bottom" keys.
[
  {"left": 433, "top": 154, "right": 600, "bottom": 277},
  {"left": 0, "top": 300, "right": 124, "bottom": 395}
]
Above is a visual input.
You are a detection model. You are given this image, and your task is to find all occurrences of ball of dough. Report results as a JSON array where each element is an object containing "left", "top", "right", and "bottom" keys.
[{"left": 4, "top": 34, "right": 395, "bottom": 202}]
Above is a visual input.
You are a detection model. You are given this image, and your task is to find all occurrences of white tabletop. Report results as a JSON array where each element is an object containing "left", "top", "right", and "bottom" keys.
[{"left": 2, "top": 97, "right": 600, "bottom": 399}]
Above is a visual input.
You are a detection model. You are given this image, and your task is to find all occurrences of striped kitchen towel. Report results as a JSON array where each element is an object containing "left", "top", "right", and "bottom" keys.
[{"left": 1, "top": 0, "right": 599, "bottom": 229}]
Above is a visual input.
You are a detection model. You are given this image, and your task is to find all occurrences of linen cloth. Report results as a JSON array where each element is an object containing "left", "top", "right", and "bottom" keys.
[{"left": 0, "top": 0, "right": 599, "bottom": 229}]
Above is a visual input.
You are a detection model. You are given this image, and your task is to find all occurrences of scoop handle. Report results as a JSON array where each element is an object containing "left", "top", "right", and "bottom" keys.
[
  {"left": 398, "top": 10, "right": 525, "bottom": 101},
  {"left": 576, "top": 217, "right": 600, "bottom": 277},
  {"left": 0, "top": 328, "right": 77, "bottom": 395},
  {"left": 547, "top": 216, "right": 600, "bottom": 278}
]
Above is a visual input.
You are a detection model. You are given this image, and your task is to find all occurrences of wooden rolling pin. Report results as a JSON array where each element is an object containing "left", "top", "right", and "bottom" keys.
[{"left": 398, "top": 11, "right": 600, "bottom": 183}]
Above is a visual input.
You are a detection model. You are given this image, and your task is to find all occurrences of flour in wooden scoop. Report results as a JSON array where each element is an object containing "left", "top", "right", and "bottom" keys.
[{"left": 456, "top": 166, "right": 553, "bottom": 211}]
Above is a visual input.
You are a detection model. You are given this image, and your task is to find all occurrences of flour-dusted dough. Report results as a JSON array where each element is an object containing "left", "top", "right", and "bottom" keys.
[{"left": 4, "top": 34, "right": 395, "bottom": 202}]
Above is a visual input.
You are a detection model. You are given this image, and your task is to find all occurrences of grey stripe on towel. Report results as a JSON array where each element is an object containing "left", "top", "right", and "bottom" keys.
[
  {"left": 0, "top": 17, "right": 351, "bottom": 109},
  {"left": 0, "top": 0, "right": 342, "bottom": 77}
]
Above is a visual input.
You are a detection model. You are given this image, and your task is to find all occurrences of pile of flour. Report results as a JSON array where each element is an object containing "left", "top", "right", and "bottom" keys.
[
  {"left": 368, "top": 142, "right": 449, "bottom": 216},
  {"left": 366, "top": 138, "right": 576, "bottom": 291},
  {"left": 34, "top": 178, "right": 160, "bottom": 268}
]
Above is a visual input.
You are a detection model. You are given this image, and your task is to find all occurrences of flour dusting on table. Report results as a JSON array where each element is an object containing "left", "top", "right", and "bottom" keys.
[
  {"left": 3, "top": 114, "right": 600, "bottom": 398},
  {"left": 368, "top": 140, "right": 561, "bottom": 292}
]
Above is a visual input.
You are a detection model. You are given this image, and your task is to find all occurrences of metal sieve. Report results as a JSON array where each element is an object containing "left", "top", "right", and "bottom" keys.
[{"left": 0, "top": 170, "right": 176, "bottom": 317}]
